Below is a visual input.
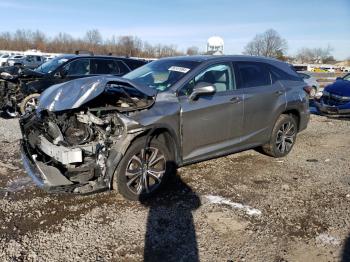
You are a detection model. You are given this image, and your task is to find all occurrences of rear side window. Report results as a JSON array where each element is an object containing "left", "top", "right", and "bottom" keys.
[
  {"left": 91, "top": 59, "right": 120, "bottom": 74},
  {"left": 26, "top": 56, "right": 34, "bottom": 62},
  {"left": 237, "top": 62, "right": 271, "bottom": 88},
  {"left": 269, "top": 65, "right": 301, "bottom": 83}
]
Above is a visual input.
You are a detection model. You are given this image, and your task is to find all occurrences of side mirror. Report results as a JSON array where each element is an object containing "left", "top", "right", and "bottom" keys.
[
  {"left": 189, "top": 82, "right": 216, "bottom": 101},
  {"left": 55, "top": 68, "right": 67, "bottom": 78},
  {"left": 336, "top": 77, "right": 342, "bottom": 81}
]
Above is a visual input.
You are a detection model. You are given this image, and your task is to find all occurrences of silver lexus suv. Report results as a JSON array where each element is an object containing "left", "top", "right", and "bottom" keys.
[{"left": 20, "top": 55, "right": 309, "bottom": 200}]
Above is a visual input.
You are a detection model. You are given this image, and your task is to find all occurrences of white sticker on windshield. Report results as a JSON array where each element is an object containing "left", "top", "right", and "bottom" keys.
[
  {"left": 168, "top": 66, "right": 190, "bottom": 73},
  {"left": 58, "top": 59, "right": 68, "bottom": 64}
]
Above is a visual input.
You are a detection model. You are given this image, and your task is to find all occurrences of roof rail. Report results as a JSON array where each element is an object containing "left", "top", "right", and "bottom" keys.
[{"left": 75, "top": 50, "right": 94, "bottom": 56}]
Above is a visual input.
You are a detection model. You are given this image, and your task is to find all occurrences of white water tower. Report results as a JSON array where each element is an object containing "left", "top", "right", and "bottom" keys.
[{"left": 207, "top": 36, "right": 224, "bottom": 55}]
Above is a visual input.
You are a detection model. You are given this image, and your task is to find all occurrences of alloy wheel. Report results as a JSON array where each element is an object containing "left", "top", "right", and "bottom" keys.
[
  {"left": 276, "top": 121, "right": 296, "bottom": 154},
  {"left": 125, "top": 147, "right": 166, "bottom": 195}
]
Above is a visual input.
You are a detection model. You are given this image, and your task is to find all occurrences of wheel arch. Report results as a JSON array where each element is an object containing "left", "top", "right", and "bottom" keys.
[
  {"left": 281, "top": 108, "right": 301, "bottom": 131},
  {"left": 130, "top": 125, "right": 181, "bottom": 166}
]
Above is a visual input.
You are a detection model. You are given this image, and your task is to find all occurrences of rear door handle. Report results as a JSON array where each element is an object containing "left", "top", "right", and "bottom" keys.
[{"left": 230, "top": 96, "right": 242, "bottom": 103}]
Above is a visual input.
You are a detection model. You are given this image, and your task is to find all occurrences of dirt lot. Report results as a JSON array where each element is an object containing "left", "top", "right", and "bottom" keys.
[{"left": 0, "top": 114, "right": 350, "bottom": 262}]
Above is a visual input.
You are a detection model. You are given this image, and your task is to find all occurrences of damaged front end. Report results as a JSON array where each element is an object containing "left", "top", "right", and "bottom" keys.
[
  {"left": 20, "top": 76, "right": 155, "bottom": 194},
  {"left": 0, "top": 66, "right": 45, "bottom": 116}
]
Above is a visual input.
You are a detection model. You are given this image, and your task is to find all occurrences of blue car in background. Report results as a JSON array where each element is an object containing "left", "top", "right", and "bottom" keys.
[{"left": 315, "top": 73, "right": 350, "bottom": 116}]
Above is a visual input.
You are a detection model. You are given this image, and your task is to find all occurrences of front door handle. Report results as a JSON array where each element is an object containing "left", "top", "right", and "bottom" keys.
[
  {"left": 275, "top": 90, "right": 284, "bottom": 95},
  {"left": 230, "top": 96, "right": 242, "bottom": 103}
]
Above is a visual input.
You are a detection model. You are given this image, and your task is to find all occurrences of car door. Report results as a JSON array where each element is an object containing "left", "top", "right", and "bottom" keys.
[
  {"left": 55, "top": 58, "right": 91, "bottom": 83},
  {"left": 41, "top": 58, "right": 91, "bottom": 91},
  {"left": 178, "top": 63, "right": 244, "bottom": 163},
  {"left": 90, "top": 58, "right": 131, "bottom": 76},
  {"left": 235, "top": 62, "right": 286, "bottom": 144}
]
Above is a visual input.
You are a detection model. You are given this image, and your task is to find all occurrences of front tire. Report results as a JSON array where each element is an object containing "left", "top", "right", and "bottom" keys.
[
  {"left": 261, "top": 114, "right": 298, "bottom": 158},
  {"left": 113, "top": 137, "right": 174, "bottom": 201}
]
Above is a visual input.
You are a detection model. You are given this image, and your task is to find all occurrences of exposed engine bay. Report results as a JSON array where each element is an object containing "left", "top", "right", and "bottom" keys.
[{"left": 20, "top": 78, "right": 155, "bottom": 193}]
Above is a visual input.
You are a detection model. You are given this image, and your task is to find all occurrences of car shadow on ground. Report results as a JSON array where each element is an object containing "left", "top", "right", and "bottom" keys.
[
  {"left": 341, "top": 234, "right": 350, "bottom": 262},
  {"left": 140, "top": 168, "right": 201, "bottom": 262}
]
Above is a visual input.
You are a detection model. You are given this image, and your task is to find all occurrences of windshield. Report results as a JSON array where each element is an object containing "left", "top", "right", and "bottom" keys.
[
  {"left": 123, "top": 59, "right": 199, "bottom": 92},
  {"left": 35, "top": 56, "right": 71, "bottom": 74}
]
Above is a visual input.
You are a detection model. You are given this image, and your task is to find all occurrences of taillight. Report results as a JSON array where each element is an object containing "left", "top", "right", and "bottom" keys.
[{"left": 303, "top": 86, "right": 312, "bottom": 95}]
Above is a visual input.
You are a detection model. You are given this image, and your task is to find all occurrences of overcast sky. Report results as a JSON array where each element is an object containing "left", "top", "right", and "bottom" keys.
[{"left": 0, "top": 0, "right": 349, "bottom": 59}]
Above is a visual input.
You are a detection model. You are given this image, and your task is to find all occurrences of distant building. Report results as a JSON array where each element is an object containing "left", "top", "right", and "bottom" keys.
[{"left": 206, "top": 36, "right": 224, "bottom": 55}]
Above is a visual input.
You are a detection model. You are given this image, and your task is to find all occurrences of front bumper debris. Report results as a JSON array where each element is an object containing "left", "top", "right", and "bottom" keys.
[
  {"left": 21, "top": 139, "right": 74, "bottom": 189},
  {"left": 314, "top": 100, "right": 350, "bottom": 116}
]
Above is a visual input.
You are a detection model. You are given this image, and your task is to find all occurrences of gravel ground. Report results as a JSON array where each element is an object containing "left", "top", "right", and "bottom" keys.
[{"left": 0, "top": 114, "right": 350, "bottom": 262}]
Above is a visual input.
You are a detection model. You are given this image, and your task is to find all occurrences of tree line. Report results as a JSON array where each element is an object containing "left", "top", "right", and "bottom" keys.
[
  {"left": 0, "top": 29, "right": 200, "bottom": 58},
  {"left": 243, "top": 29, "right": 338, "bottom": 64},
  {"left": 0, "top": 28, "right": 344, "bottom": 64}
]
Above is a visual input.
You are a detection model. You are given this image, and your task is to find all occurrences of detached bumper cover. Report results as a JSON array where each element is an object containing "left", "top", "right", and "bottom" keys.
[
  {"left": 21, "top": 140, "right": 73, "bottom": 189},
  {"left": 314, "top": 101, "right": 350, "bottom": 116}
]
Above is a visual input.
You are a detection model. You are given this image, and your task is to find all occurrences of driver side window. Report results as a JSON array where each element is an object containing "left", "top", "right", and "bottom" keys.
[{"left": 179, "top": 63, "right": 234, "bottom": 96}]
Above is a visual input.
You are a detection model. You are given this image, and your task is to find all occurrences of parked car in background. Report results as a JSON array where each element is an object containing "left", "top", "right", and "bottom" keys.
[
  {"left": 0, "top": 54, "right": 147, "bottom": 116},
  {"left": 20, "top": 55, "right": 310, "bottom": 200},
  {"left": 315, "top": 73, "right": 350, "bottom": 116},
  {"left": 7, "top": 55, "right": 45, "bottom": 68},
  {"left": 297, "top": 71, "right": 320, "bottom": 97},
  {"left": 341, "top": 66, "right": 350, "bottom": 73},
  {"left": 0, "top": 53, "right": 17, "bottom": 67}
]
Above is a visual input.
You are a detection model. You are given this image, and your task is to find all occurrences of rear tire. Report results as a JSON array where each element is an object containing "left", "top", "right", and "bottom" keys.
[
  {"left": 113, "top": 137, "right": 174, "bottom": 201},
  {"left": 261, "top": 114, "right": 297, "bottom": 158}
]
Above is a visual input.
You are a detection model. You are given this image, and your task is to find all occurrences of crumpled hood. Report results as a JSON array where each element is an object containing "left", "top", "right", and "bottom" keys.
[
  {"left": 324, "top": 80, "right": 350, "bottom": 97},
  {"left": 0, "top": 66, "right": 45, "bottom": 81},
  {"left": 37, "top": 76, "right": 156, "bottom": 112},
  {"left": 20, "top": 68, "right": 46, "bottom": 78}
]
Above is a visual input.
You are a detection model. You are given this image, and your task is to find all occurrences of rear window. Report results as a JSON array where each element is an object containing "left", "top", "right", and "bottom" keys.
[{"left": 237, "top": 62, "right": 271, "bottom": 88}]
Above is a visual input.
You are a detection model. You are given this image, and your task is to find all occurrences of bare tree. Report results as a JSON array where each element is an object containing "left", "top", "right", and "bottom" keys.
[
  {"left": 186, "top": 46, "right": 199, "bottom": 56},
  {"left": 84, "top": 29, "right": 102, "bottom": 46},
  {"left": 243, "top": 29, "right": 288, "bottom": 58},
  {"left": 0, "top": 29, "right": 191, "bottom": 58},
  {"left": 32, "top": 30, "right": 46, "bottom": 50},
  {"left": 117, "top": 36, "right": 143, "bottom": 57},
  {"left": 296, "top": 45, "right": 333, "bottom": 64}
]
